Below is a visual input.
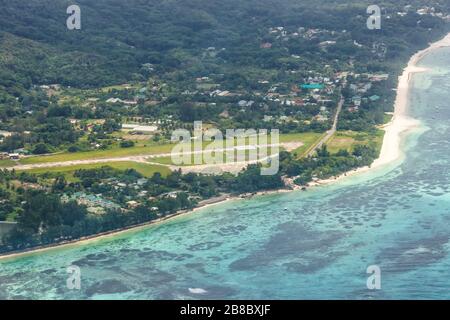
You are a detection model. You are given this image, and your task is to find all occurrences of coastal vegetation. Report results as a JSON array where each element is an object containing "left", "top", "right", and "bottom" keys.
[
  {"left": 0, "top": 0, "right": 449, "bottom": 253},
  {"left": 0, "top": 138, "right": 379, "bottom": 253},
  {"left": 0, "top": 163, "right": 284, "bottom": 252}
]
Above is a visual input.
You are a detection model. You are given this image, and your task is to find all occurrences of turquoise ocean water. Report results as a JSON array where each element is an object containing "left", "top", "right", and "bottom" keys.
[{"left": 1, "top": 47, "right": 450, "bottom": 299}]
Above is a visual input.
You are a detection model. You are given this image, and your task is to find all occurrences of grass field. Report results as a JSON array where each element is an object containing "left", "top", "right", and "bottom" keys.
[
  {"left": 151, "top": 132, "right": 325, "bottom": 165},
  {"left": 327, "top": 130, "right": 385, "bottom": 154},
  {"left": 0, "top": 159, "right": 16, "bottom": 167},
  {"left": 19, "top": 162, "right": 171, "bottom": 181},
  {"left": 100, "top": 83, "right": 140, "bottom": 92},
  {"left": 19, "top": 132, "right": 324, "bottom": 166},
  {"left": 196, "top": 83, "right": 219, "bottom": 90},
  {"left": 19, "top": 143, "right": 177, "bottom": 165},
  {"left": 151, "top": 149, "right": 277, "bottom": 166},
  {"left": 280, "top": 132, "right": 325, "bottom": 157}
]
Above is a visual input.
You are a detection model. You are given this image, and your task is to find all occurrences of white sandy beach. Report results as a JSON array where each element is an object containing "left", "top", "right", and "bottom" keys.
[
  {"left": 2, "top": 33, "right": 450, "bottom": 260},
  {"left": 373, "top": 33, "right": 450, "bottom": 168},
  {"left": 311, "top": 32, "right": 450, "bottom": 186}
]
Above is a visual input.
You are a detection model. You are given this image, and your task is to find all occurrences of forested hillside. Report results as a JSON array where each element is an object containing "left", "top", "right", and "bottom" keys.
[{"left": 0, "top": 0, "right": 448, "bottom": 93}]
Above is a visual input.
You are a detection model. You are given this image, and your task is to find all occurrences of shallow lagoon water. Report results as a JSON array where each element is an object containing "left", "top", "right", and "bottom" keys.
[{"left": 1, "top": 48, "right": 450, "bottom": 299}]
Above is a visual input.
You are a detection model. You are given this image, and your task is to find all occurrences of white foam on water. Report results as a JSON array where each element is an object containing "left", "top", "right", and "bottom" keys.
[{"left": 188, "top": 288, "right": 208, "bottom": 294}]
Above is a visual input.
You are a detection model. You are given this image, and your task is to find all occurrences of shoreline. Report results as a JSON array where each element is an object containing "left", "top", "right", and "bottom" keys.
[
  {"left": 0, "top": 193, "right": 236, "bottom": 260},
  {"left": 0, "top": 188, "right": 291, "bottom": 261},
  {"left": 2, "top": 33, "right": 450, "bottom": 261},
  {"left": 309, "top": 32, "right": 450, "bottom": 188}
]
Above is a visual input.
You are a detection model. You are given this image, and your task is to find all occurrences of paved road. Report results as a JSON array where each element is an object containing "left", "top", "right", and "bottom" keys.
[{"left": 307, "top": 96, "right": 344, "bottom": 157}]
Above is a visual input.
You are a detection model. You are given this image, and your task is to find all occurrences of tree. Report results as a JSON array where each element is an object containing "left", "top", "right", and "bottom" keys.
[
  {"left": 179, "top": 102, "right": 196, "bottom": 122},
  {"left": 32, "top": 143, "right": 51, "bottom": 155},
  {"left": 60, "top": 201, "right": 87, "bottom": 227},
  {"left": 68, "top": 145, "right": 79, "bottom": 153},
  {"left": 18, "top": 192, "right": 62, "bottom": 232},
  {"left": 317, "top": 145, "right": 330, "bottom": 158},
  {"left": 234, "top": 164, "right": 283, "bottom": 193},
  {"left": 120, "top": 140, "right": 135, "bottom": 148},
  {"left": 0, "top": 134, "right": 24, "bottom": 152},
  {"left": 52, "top": 175, "right": 67, "bottom": 191}
]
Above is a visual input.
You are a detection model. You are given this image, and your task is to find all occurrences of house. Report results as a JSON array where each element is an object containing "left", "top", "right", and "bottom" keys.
[
  {"left": 106, "top": 98, "right": 137, "bottom": 105},
  {"left": 293, "top": 98, "right": 304, "bottom": 106},
  {"left": 417, "top": 8, "right": 431, "bottom": 15},
  {"left": 219, "top": 110, "right": 229, "bottom": 118},
  {"left": 9, "top": 153, "right": 20, "bottom": 160},
  {"left": 351, "top": 96, "right": 362, "bottom": 106},
  {"left": 12, "top": 148, "right": 28, "bottom": 155},
  {"left": 0, "top": 130, "right": 12, "bottom": 138},
  {"left": 138, "top": 191, "right": 148, "bottom": 197},
  {"left": 106, "top": 98, "right": 123, "bottom": 103},
  {"left": 209, "top": 89, "right": 220, "bottom": 96},
  {"left": 238, "top": 100, "right": 255, "bottom": 107},
  {"left": 301, "top": 83, "right": 324, "bottom": 90},
  {"left": 121, "top": 124, "right": 158, "bottom": 133},
  {"left": 162, "top": 191, "right": 180, "bottom": 199},
  {"left": 137, "top": 178, "right": 148, "bottom": 186},
  {"left": 358, "top": 83, "right": 372, "bottom": 93},
  {"left": 66, "top": 192, "right": 121, "bottom": 213},
  {"left": 217, "top": 90, "right": 231, "bottom": 97},
  {"left": 126, "top": 200, "right": 139, "bottom": 209},
  {"left": 319, "top": 40, "right": 336, "bottom": 47},
  {"left": 369, "top": 74, "right": 389, "bottom": 82},
  {"left": 315, "top": 115, "right": 328, "bottom": 122},
  {"left": 196, "top": 76, "right": 210, "bottom": 82},
  {"left": 238, "top": 100, "right": 247, "bottom": 107},
  {"left": 369, "top": 95, "right": 381, "bottom": 102}
]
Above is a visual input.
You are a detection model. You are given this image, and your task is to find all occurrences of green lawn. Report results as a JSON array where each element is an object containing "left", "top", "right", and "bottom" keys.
[
  {"left": 196, "top": 83, "right": 219, "bottom": 90},
  {"left": 18, "top": 132, "right": 325, "bottom": 167},
  {"left": 280, "top": 132, "right": 325, "bottom": 157},
  {"left": 327, "top": 130, "right": 385, "bottom": 154},
  {"left": 0, "top": 159, "right": 16, "bottom": 167},
  {"left": 100, "top": 83, "right": 140, "bottom": 92},
  {"left": 19, "top": 143, "right": 177, "bottom": 165},
  {"left": 19, "top": 162, "right": 171, "bottom": 180},
  {"left": 19, "top": 139, "right": 236, "bottom": 165},
  {"left": 152, "top": 132, "right": 325, "bottom": 165},
  {"left": 152, "top": 149, "right": 278, "bottom": 166}
]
